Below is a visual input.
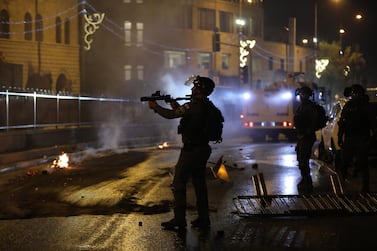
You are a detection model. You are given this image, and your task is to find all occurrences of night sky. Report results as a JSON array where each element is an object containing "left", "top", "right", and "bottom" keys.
[{"left": 263, "top": 0, "right": 376, "bottom": 83}]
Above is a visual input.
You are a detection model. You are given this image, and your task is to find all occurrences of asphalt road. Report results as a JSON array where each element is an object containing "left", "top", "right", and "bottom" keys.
[{"left": 1, "top": 138, "right": 377, "bottom": 250}]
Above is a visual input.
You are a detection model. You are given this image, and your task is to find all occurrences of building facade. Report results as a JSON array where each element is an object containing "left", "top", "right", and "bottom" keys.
[
  {"left": 0, "top": 0, "right": 80, "bottom": 94},
  {"left": 0, "top": 0, "right": 314, "bottom": 98}
]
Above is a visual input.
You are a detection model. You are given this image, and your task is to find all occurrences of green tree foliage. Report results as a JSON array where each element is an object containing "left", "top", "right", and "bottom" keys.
[{"left": 316, "top": 41, "right": 366, "bottom": 101}]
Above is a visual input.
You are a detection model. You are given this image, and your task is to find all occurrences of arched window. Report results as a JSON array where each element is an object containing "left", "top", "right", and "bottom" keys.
[
  {"left": 35, "top": 14, "right": 43, "bottom": 42},
  {"left": 24, "top": 12, "right": 32, "bottom": 40},
  {"left": 0, "top": 9, "right": 10, "bottom": 39},
  {"left": 64, "top": 18, "right": 70, "bottom": 44},
  {"left": 56, "top": 17, "right": 61, "bottom": 43}
]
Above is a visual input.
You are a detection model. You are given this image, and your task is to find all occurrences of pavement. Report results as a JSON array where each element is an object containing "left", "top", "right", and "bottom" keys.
[{"left": 1, "top": 138, "right": 377, "bottom": 250}]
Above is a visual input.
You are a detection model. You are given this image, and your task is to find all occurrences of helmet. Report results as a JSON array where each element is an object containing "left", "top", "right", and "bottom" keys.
[
  {"left": 344, "top": 86, "right": 352, "bottom": 97},
  {"left": 185, "top": 75, "right": 215, "bottom": 96},
  {"left": 297, "top": 86, "right": 313, "bottom": 96}
]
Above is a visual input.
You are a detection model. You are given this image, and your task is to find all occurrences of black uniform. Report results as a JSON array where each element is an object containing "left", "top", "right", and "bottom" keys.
[
  {"left": 338, "top": 89, "right": 371, "bottom": 192},
  {"left": 294, "top": 87, "right": 317, "bottom": 192},
  {"left": 148, "top": 75, "right": 218, "bottom": 230}
]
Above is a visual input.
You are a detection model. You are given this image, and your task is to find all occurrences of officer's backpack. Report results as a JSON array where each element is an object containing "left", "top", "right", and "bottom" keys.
[
  {"left": 205, "top": 101, "right": 224, "bottom": 143},
  {"left": 313, "top": 102, "right": 328, "bottom": 131}
]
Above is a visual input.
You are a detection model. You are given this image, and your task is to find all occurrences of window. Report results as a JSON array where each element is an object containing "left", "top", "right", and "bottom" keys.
[
  {"left": 219, "top": 11, "right": 233, "bottom": 33},
  {"left": 137, "top": 65, "right": 144, "bottom": 80},
  {"left": 198, "top": 8, "right": 215, "bottom": 31},
  {"left": 124, "top": 21, "right": 132, "bottom": 46},
  {"left": 222, "top": 53, "right": 230, "bottom": 70},
  {"left": 124, "top": 65, "right": 132, "bottom": 80},
  {"left": 280, "top": 59, "right": 284, "bottom": 70},
  {"left": 56, "top": 17, "right": 62, "bottom": 43},
  {"left": 64, "top": 18, "right": 70, "bottom": 44},
  {"left": 136, "top": 22, "right": 143, "bottom": 46},
  {"left": 164, "top": 51, "right": 186, "bottom": 69},
  {"left": 0, "top": 10, "right": 10, "bottom": 39},
  {"left": 198, "top": 52, "right": 211, "bottom": 69},
  {"left": 35, "top": 14, "right": 43, "bottom": 42},
  {"left": 24, "top": 13, "right": 32, "bottom": 41},
  {"left": 268, "top": 57, "right": 273, "bottom": 71}
]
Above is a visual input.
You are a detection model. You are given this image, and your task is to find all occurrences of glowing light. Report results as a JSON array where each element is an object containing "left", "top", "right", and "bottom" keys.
[
  {"left": 84, "top": 13, "right": 105, "bottom": 51},
  {"left": 51, "top": 152, "right": 69, "bottom": 169},
  {"left": 343, "top": 65, "right": 350, "bottom": 77},
  {"left": 242, "top": 92, "right": 251, "bottom": 100},
  {"left": 280, "top": 91, "right": 292, "bottom": 100},
  {"left": 235, "top": 19, "right": 246, "bottom": 26},
  {"left": 158, "top": 141, "right": 169, "bottom": 149},
  {"left": 315, "top": 59, "right": 329, "bottom": 78},
  {"left": 239, "top": 40, "right": 256, "bottom": 67}
]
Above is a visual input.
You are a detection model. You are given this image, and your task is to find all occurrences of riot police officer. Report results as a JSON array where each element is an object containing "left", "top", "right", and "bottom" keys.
[
  {"left": 338, "top": 84, "right": 371, "bottom": 192},
  {"left": 148, "top": 76, "right": 216, "bottom": 230},
  {"left": 294, "top": 86, "right": 317, "bottom": 193}
]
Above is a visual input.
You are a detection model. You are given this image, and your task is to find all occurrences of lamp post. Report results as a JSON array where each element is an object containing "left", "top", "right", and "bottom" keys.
[{"left": 314, "top": 0, "right": 318, "bottom": 56}]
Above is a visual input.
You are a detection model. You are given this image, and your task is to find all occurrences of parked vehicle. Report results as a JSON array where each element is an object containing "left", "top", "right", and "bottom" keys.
[{"left": 318, "top": 96, "right": 377, "bottom": 168}]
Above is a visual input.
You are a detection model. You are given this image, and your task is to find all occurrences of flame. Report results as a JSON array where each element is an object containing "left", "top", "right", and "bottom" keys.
[
  {"left": 158, "top": 141, "right": 169, "bottom": 149},
  {"left": 51, "top": 152, "right": 69, "bottom": 169}
]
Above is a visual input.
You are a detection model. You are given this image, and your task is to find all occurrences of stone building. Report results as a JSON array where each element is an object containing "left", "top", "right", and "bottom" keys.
[
  {"left": 0, "top": 0, "right": 80, "bottom": 94},
  {"left": 0, "top": 0, "right": 314, "bottom": 97}
]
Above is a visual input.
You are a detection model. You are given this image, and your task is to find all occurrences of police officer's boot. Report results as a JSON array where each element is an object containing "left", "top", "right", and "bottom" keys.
[{"left": 297, "top": 175, "right": 313, "bottom": 193}]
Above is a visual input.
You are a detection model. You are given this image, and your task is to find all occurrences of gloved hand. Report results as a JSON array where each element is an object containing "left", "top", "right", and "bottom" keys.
[{"left": 148, "top": 100, "right": 158, "bottom": 110}]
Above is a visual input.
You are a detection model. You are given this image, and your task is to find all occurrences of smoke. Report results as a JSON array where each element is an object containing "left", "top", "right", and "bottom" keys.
[
  {"left": 160, "top": 74, "right": 191, "bottom": 99},
  {"left": 98, "top": 122, "right": 124, "bottom": 150}
]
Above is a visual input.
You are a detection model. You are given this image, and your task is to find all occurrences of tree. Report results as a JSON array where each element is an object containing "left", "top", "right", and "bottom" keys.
[{"left": 316, "top": 41, "right": 366, "bottom": 102}]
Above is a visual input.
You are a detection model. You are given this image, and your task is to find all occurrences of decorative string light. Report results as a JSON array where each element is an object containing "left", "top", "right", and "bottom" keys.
[
  {"left": 0, "top": 0, "right": 316, "bottom": 63},
  {"left": 315, "top": 59, "right": 329, "bottom": 78},
  {"left": 83, "top": 12, "right": 105, "bottom": 51},
  {"left": 239, "top": 39, "right": 256, "bottom": 67}
]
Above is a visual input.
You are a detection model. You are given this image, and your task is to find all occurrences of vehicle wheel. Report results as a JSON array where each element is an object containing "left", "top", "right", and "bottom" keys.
[{"left": 268, "top": 132, "right": 279, "bottom": 142}]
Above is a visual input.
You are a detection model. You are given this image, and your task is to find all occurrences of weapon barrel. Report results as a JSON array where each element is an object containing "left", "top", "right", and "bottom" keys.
[
  {"left": 140, "top": 94, "right": 190, "bottom": 102},
  {"left": 140, "top": 95, "right": 171, "bottom": 102}
]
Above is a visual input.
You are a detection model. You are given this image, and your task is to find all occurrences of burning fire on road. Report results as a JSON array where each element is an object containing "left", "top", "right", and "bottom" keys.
[
  {"left": 158, "top": 141, "right": 169, "bottom": 149},
  {"left": 50, "top": 152, "right": 70, "bottom": 169}
]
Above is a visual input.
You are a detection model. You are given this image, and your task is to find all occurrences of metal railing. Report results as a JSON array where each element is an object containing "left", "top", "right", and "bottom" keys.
[{"left": 0, "top": 89, "right": 148, "bottom": 130}]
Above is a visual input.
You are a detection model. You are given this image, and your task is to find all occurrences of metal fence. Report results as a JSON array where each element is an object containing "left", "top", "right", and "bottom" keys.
[{"left": 0, "top": 89, "right": 148, "bottom": 130}]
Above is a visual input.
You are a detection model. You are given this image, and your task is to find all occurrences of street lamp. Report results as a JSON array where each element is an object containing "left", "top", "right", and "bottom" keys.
[{"left": 339, "top": 27, "right": 345, "bottom": 54}]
